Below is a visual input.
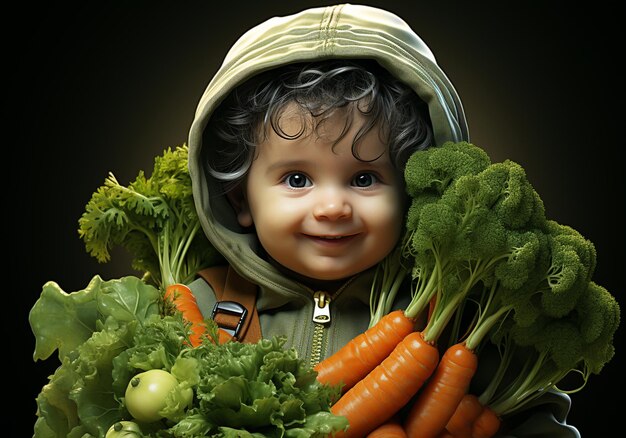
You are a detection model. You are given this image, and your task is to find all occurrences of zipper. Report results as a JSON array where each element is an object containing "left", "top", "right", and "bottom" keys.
[
  {"left": 312, "top": 291, "right": 332, "bottom": 323},
  {"left": 309, "top": 322, "right": 326, "bottom": 368},
  {"left": 309, "top": 291, "right": 331, "bottom": 368},
  {"left": 308, "top": 277, "right": 357, "bottom": 368}
]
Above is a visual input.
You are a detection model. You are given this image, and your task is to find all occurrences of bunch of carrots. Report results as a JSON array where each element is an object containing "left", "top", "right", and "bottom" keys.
[{"left": 163, "top": 142, "right": 619, "bottom": 437}]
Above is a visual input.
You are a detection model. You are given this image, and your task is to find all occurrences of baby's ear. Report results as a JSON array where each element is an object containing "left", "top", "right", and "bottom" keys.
[{"left": 226, "top": 184, "right": 253, "bottom": 227}]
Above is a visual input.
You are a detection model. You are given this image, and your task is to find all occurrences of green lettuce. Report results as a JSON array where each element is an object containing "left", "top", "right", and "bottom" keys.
[
  {"left": 29, "top": 275, "right": 160, "bottom": 362},
  {"left": 31, "top": 276, "right": 347, "bottom": 437},
  {"left": 31, "top": 276, "right": 162, "bottom": 437}
]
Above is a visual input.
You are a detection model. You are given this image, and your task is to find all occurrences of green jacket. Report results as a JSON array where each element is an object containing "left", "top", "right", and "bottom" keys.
[{"left": 186, "top": 4, "right": 579, "bottom": 437}]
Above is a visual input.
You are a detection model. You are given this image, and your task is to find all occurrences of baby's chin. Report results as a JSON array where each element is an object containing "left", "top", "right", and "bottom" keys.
[
  {"left": 266, "top": 253, "right": 378, "bottom": 289},
  {"left": 288, "top": 269, "right": 352, "bottom": 289},
  {"left": 282, "top": 264, "right": 376, "bottom": 291}
]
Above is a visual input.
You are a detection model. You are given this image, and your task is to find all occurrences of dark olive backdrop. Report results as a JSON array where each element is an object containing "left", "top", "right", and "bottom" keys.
[{"left": 17, "top": 1, "right": 623, "bottom": 436}]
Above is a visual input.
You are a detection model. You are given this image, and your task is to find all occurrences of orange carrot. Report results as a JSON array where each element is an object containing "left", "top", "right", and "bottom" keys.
[
  {"left": 165, "top": 284, "right": 233, "bottom": 345},
  {"left": 315, "top": 310, "right": 415, "bottom": 392},
  {"left": 331, "top": 331, "right": 439, "bottom": 437},
  {"left": 366, "top": 414, "right": 407, "bottom": 438},
  {"left": 404, "top": 342, "right": 478, "bottom": 438},
  {"left": 442, "top": 393, "right": 484, "bottom": 438},
  {"left": 434, "top": 394, "right": 501, "bottom": 438},
  {"left": 164, "top": 284, "right": 207, "bottom": 346},
  {"left": 471, "top": 405, "right": 500, "bottom": 438}
]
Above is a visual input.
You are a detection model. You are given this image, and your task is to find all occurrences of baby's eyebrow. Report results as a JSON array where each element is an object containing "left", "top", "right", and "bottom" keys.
[{"left": 267, "top": 159, "right": 310, "bottom": 172}]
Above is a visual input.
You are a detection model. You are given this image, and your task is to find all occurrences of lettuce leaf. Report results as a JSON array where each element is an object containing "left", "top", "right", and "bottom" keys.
[
  {"left": 176, "top": 336, "right": 345, "bottom": 436},
  {"left": 32, "top": 276, "right": 162, "bottom": 437},
  {"left": 29, "top": 275, "right": 160, "bottom": 362},
  {"left": 29, "top": 276, "right": 101, "bottom": 362}
]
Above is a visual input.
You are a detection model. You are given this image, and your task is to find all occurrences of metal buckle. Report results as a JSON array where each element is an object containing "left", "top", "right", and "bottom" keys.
[{"left": 211, "top": 301, "right": 248, "bottom": 339}]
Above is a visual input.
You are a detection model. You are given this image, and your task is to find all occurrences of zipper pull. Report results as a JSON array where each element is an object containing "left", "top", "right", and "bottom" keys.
[{"left": 312, "top": 291, "right": 331, "bottom": 324}]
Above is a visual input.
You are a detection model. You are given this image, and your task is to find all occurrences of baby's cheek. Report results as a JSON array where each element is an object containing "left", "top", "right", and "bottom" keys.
[{"left": 370, "top": 196, "right": 403, "bottom": 226}]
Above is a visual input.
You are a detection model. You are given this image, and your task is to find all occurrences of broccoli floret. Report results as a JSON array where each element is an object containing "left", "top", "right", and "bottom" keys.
[
  {"left": 404, "top": 141, "right": 491, "bottom": 197},
  {"left": 476, "top": 160, "right": 547, "bottom": 230},
  {"left": 545, "top": 220, "right": 597, "bottom": 282},
  {"left": 576, "top": 281, "right": 620, "bottom": 374},
  {"left": 536, "top": 319, "right": 584, "bottom": 370},
  {"left": 409, "top": 201, "right": 459, "bottom": 257},
  {"left": 478, "top": 271, "right": 619, "bottom": 419},
  {"left": 405, "top": 192, "right": 440, "bottom": 232},
  {"left": 494, "top": 230, "right": 543, "bottom": 290},
  {"left": 537, "top": 220, "right": 596, "bottom": 318}
]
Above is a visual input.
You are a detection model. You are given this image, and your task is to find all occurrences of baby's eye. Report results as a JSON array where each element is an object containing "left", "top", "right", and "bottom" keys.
[
  {"left": 352, "top": 172, "right": 378, "bottom": 188},
  {"left": 284, "top": 173, "right": 311, "bottom": 188}
]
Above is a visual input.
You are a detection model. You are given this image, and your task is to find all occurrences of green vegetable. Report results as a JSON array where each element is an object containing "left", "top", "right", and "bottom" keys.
[
  {"left": 479, "top": 279, "right": 621, "bottom": 416},
  {"left": 29, "top": 276, "right": 160, "bottom": 362},
  {"left": 404, "top": 146, "right": 554, "bottom": 341},
  {"left": 124, "top": 369, "right": 192, "bottom": 423},
  {"left": 77, "top": 145, "right": 223, "bottom": 289},
  {"left": 31, "top": 276, "right": 162, "bottom": 437},
  {"left": 31, "top": 275, "right": 347, "bottom": 437},
  {"left": 105, "top": 421, "right": 142, "bottom": 437},
  {"left": 370, "top": 141, "right": 619, "bottom": 418}
]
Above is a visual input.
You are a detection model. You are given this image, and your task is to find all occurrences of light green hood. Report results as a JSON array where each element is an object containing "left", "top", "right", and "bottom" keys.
[{"left": 187, "top": 3, "right": 469, "bottom": 301}]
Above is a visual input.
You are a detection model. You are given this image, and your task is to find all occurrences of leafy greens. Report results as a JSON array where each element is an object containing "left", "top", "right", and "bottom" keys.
[
  {"left": 77, "top": 145, "right": 223, "bottom": 288},
  {"left": 30, "top": 275, "right": 347, "bottom": 437}
]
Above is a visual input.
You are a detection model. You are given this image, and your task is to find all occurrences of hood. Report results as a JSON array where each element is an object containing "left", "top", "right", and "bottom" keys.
[{"left": 188, "top": 3, "right": 469, "bottom": 297}]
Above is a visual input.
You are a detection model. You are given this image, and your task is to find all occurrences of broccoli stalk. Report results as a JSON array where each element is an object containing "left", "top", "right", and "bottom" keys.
[
  {"left": 369, "top": 245, "right": 410, "bottom": 328},
  {"left": 78, "top": 145, "right": 222, "bottom": 289}
]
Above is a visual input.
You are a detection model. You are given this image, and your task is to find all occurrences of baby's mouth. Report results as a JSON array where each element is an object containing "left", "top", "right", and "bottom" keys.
[{"left": 304, "top": 234, "right": 358, "bottom": 244}]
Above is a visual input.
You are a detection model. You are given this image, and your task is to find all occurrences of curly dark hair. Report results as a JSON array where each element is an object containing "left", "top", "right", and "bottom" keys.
[{"left": 203, "top": 59, "right": 433, "bottom": 188}]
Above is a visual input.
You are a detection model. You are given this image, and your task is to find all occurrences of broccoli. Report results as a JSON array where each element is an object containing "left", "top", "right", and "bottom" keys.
[
  {"left": 78, "top": 145, "right": 223, "bottom": 289},
  {"left": 459, "top": 223, "right": 614, "bottom": 416},
  {"left": 395, "top": 143, "right": 551, "bottom": 345},
  {"left": 368, "top": 141, "right": 619, "bottom": 422},
  {"left": 476, "top": 279, "right": 620, "bottom": 418},
  {"left": 539, "top": 220, "right": 597, "bottom": 317}
]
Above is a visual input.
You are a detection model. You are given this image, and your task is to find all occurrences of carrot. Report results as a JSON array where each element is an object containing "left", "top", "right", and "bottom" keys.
[
  {"left": 366, "top": 414, "right": 408, "bottom": 438},
  {"left": 404, "top": 342, "right": 478, "bottom": 438},
  {"left": 315, "top": 310, "right": 415, "bottom": 392},
  {"left": 331, "top": 331, "right": 439, "bottom": 437},
  {"left": 441, "top": 393, "right": 484, "bottom": 438},
  {"left": 164, "top": 283, "right": 235, "bottom": 346},
  {"left": 164, "top": 284, "right": 208, "bottom": 347},
  {"left": 471, "top": 405, "right": 500, "bottom": 438}
]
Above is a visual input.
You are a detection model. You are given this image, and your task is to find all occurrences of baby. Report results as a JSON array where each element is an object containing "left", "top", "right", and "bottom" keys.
[{"left": 185, "top": 4, "right": 579, "bottom": 437}]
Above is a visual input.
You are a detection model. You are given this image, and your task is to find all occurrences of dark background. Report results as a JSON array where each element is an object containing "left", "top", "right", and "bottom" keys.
[{"left": 16, "top": 1, "right": 623, "bottom": 436}]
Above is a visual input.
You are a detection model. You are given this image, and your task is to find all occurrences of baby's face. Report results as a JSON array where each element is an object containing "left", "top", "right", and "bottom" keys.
[{"left": 237, "top": 103, "right": 405, "bottom": 281}]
